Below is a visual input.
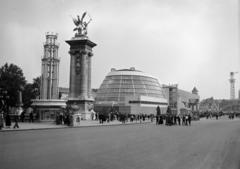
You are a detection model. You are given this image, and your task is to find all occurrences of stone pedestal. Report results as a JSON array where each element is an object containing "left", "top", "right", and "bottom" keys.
[
  {"left": 66, "top": 37, "right": 96, "bottom": 126},
  {"left": 67, "top": 99, "right": 94, "bottom": 126}
]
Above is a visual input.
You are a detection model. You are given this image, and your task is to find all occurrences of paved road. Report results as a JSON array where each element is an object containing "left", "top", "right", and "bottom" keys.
[{"left": 1, "top": 118, "right": 240, "bottom": 169}]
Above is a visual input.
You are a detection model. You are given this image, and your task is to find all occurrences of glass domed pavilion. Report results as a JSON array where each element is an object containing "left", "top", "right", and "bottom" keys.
[{"left": 94, "top": 68, "right": 168, "bottom": 115}]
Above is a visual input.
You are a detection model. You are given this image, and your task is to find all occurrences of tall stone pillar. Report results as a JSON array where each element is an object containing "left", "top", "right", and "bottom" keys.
[{"left": 66, "top": 38, "right": 96, "bottom": 125}]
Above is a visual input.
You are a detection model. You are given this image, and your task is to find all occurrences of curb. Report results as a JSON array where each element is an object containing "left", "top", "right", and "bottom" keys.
[{"left": 0, "top": 121, "right": 152, "bottom": 132}]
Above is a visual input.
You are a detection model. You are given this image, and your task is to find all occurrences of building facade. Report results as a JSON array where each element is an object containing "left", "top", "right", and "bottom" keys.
[
  {"left": 199, "top": 97, "right": 240, "bottom": 114},
  {"left": 163, "top": 85, "right": 200, "bottom": 115}
]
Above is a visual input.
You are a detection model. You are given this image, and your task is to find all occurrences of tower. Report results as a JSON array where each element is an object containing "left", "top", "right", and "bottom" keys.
[
  {"left": 31, "top": 32, "right": 66, "bottom": 122},
  {"left": 192, "top": 87, "right": 199, "bottom": 95},
  {"left": 66, "top": 13, "right": 96, "bottom": 125},
  {"left": 191, "top": 87, "right": 199, "bottom": 112},
  {"left": 229, "top": 72, "right": 237, "bottom": 99},
  {"left": 40, "top": 32, "right": 60, "bottom": 100}
]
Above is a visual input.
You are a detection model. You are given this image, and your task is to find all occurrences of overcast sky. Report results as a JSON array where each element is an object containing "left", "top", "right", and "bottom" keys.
[{"left": 0, "top": 0, "right": 239, "bottom": 100}]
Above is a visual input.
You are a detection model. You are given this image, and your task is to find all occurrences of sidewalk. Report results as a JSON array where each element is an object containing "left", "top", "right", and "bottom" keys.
[{"left": 0, "top": 120, "right": 153, "bottom": 132}]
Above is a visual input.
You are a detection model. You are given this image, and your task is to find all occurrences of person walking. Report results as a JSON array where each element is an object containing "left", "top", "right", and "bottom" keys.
[
  {"left": 140, "top": 114, "right": 142, "bottom": 124},
  {"left": 29, "top": 112, "right": 33, "bottom": 123},
  {"left": 166, "top": 106, "right": 171, "bottom": 126},
  {"left": 156, "top": 115, "right": 159, "bottom": 125},
  {"left": 5, "top": 114, "right": 11, "bottom": 128},
  {"left": 177, "top": 115, "right": 181, "bottom": 125},
  {"left": 156, "top": 106, "right": 161, "bottom": 125},
  {"left": 150, "top": 115, "right": 153, "bottom": 123},
  {"left": 13, "top": 115, "right": 19, "bottom": 129},
  {"left": 159, "top": 115, "right": 163, "bottom": 124},
  {"left": 156, "top": 106, "right": 161, "bottom": 115},
  {"left": 182, "top": 115, "right": 185, "bottom": 126},
  {"left": 20, "top": 111, "right": 25, "bottom": 122},
  {"left": 0, "top": 111, "right": 4, "bottom": 130},
  {"left": 185, "top": 115, "right": 189, "bottom": 126},
  {"left": 173, "top": 115, "right": 177, "bottom": 125},
  {"left": 188, "top": 114, "right": 192, "bottom": 126}
]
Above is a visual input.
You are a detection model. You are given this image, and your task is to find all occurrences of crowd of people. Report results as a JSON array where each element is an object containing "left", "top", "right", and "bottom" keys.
[
  {"left": 155, "top": 106, "right": 192, "bottom": 126},
  {"left": 0, "top": 111, "right": 35, "bottom": 129},
  {"left": 1, "top": 105, "right": 240, "bottom": 130},
  {"left": 95, "top": 105, "right": 195, "bottom": 126},
  {"left": 201, "top": 111, "right": 239, "bottom": 120},
  {"left": 156, "top": 114, "right": 192, "bottom": 126},
  {"left": 97, "top": 112, "right": 154, "bottom": 124}
]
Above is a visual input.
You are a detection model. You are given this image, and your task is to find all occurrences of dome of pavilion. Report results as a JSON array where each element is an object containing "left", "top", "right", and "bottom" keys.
[{"left": 95, "top": 67, "right": 167, "bottom": 106}]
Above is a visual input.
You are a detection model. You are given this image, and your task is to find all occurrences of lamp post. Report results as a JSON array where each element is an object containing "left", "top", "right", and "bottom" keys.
[{"left": 0, "top": 88, "right": 9, "bottom": 129}]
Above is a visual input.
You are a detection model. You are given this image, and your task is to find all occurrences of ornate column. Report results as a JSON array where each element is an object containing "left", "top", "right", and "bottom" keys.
[
  {"left": 66, "top": 39, "right": 96, "bottom": 125},
  {"left": 68, "top": 50, "right": 77, "bottom": 99}
]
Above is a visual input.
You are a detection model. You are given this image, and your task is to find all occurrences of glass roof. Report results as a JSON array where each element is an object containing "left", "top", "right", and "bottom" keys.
[{"left": 95, "top": 69, "right": 166, "bottom": 104}]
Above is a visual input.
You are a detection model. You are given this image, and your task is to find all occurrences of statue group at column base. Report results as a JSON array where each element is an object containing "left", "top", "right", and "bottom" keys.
[{"left": 67, "top": 99, "right": 94, "bottom": 126}]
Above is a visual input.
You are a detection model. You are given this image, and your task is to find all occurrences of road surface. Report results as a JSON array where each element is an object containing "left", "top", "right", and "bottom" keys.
[{"left": 1, "top": 118, "right": 240, "bottom": 169}]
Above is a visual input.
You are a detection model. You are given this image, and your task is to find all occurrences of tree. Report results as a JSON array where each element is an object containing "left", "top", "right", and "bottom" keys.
[
  {"left": 22, "top": 76, "right": 41, "bottom": 108},
  {"left": 0, "top": 63, "right": 26, "bottom": 107}
]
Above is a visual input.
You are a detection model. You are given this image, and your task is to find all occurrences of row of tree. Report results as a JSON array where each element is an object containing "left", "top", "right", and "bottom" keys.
[{"left": 0, "top": 63, "right": 40, "bottom": 109}]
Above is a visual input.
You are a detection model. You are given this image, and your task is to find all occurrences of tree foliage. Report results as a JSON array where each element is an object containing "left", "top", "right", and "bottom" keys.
[
  {"left": 22, "top": 76, "right": 41, "bottom": 108},
  {"left": 0, "top": 63, "right": 26, "bottom": 107}
]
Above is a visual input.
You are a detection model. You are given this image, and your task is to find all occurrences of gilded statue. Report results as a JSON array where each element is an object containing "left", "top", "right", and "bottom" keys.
[{"left": 72, "top": 12, "right": 92, "bottom": 37}]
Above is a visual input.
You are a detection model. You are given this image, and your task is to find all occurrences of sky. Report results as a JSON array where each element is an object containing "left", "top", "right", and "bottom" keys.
[{"left": 0, "top": 0, "right": 239, "bottom": 100}]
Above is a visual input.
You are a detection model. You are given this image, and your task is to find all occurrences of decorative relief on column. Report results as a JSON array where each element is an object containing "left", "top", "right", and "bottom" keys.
[
  {"left": 87, "top": 52, "right": 93, "bottom": 97},
  {"left": 75, "top": 53, "right": 81, "bottom": 75}
]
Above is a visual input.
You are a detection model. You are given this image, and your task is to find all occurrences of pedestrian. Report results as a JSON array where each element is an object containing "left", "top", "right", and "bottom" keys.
[
  {"left": 59, "top": 113, "right": 63, "bottom": 124},
  {"left": 156, "top": 115, "right": 159, "bottom": 125},
  {"left": 67, "top": 114, "right": 71, "bottom": 126},
  {"left": 174, "top": 115, "right": 177, "bottom": 125},
  {"left": 130, "top": 115, "right": 134, "bottom": 122},
  {"left": 143, "top": 115, "right": 145, "bottom": 122},
  {"left": 5, "top": 114, "right": 11, "bottom": 128},
  {"left": 99, "top": 113, "right": 103, "bottom": 124},
  {"left": 166, "top": 106, "right": 172, "bottom": 126},
  {"left": 0, "top": 111, "right": 4, "bottom": 130},
  {"left": 29, "top": 112, "right": 33, "bottom": 123},
  {"left": 150, "top": 115, "right": 153, "bottom": 123},
  {"left": 56, "top": 114, "right": 59, "bottom": 125},
  {"left": 20, "top": 111, "right": 25, "bottom": 122},
  {"left": 182, "top": 115, "right": 185, "bottom": 126},
  {"left": 188, "top": 114, "right": 191, "bottom": 126},
  {"left": 177, "top": 115, "right": 181, "bottom": 125},
  {"left": 185, "top": 115, "right": 189, "bottom": 126},
  {"left": 13, "top": 115, "right": 19, "bottom": 129},
  {"left": 156, "top": 106, "right": 161, "bottom": 116},
  {"left": 158, "top": 115, "right": 163, "bottom": 124}
]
